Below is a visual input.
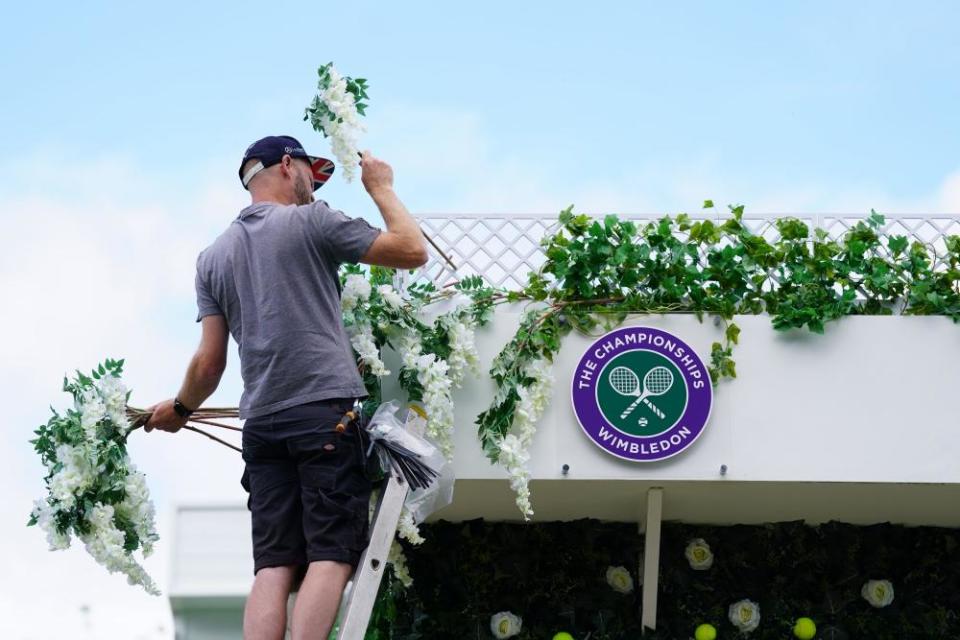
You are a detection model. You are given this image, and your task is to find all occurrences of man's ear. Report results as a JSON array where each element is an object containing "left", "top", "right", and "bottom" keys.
[{"left": 279, "top": 154, "right": 295, "bottom": 179}]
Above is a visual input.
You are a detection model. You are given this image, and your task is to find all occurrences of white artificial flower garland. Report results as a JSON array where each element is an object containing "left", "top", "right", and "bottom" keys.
[
  {"left": 350, "top": 322, "right": 391, "bottom": 377},
  {"left": 341, "top": 273, "right": 372, "bottom": 311},
  {"left": 306, "top": 64, "right": 366, "bottom": 182},
  {"left": 496, "top": 357, "right": 554, "bottom": 519},
  {"left": 439, "top": 308, "right": 481, "bottom": 385},
  {"left": 30, "top": 363, "right": 160, "bottom": 595},
  {"left": 397, "top": 505, "right": 426, "bottom": 546},
  {"left": 377, "top": 284, "right": 405, "bottom": 310},
  {"left": 345, "top": 273, "right": 489, "bottom": 567},
  {"left": 343, "top": 274, "right": 391, "bottom": 376},
  {"left": 387, "top": 539, "right": 414, "bottom": 589},
  {"left": 398, "top": 328, "right": 460, "bottom": 461}
]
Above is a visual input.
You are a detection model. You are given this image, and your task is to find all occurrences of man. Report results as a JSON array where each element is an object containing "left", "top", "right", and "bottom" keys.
[{"left": 145, "top": 135, "right": 428, "bottom": 640}]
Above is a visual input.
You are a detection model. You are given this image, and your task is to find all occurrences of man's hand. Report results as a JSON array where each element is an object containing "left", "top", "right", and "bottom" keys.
[
  {"left": 357, "top": 150, "right": 428, "bottom": 269},
  {"left": 144, "top": 399, "right": 189, "bottom": 433},
  {"left": 360, "top": 150, "right": 394, "bottom": 196}
]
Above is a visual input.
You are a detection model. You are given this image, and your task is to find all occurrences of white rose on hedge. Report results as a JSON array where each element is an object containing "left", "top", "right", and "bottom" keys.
[
  {"left": 489, "top": 611, "right": 522, "bottom": 639},
  {"left": 728, "top": 599, "right": 760, "bottom": 633},
  {"left": 861, "top": 579, "right": 895, "bottom": 608},
  {"left": 684, "top": 538, "right": 714, "bottom": 570},
  {"left": 605, "top": 565, "right": 635, "bottom": 594}
]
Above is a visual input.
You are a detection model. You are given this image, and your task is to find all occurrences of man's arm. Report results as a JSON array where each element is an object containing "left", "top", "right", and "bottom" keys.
[
  {"left": 357, "top": 151, "right": 428, "bottom": 269},
  {"left": 145, "top": 315, "right": 229, "bottom": 433}
]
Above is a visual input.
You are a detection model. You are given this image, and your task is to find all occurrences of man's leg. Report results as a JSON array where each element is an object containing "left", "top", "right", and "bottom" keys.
[
  {"left": 244, "top": 565, "right": 298, "bottom": 640},
  {"left": 290, "top": 560, "right": 353, "bottom": 640}
]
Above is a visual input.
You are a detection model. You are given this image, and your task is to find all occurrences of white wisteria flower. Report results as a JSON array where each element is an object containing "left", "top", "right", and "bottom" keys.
[
  {"left": 497, "top": 357, "right": 554, "bottom": 519},
  {"left": 305, "top": 63, "right": 368, "bottom": 182},
  {"left": 82, "top": 503, "right": 159, "bottom": 595},
  {"left": 439, "top": 308, "right": 481, "bottom": 385},
  {"left": 78, "top": 387, "right": 107, "bottom": 441},
  {"left": 349, "top": 322, "right": 390, "bottom": 376},
  {"left": 31, "top": 499, "right": 70, "bottom": 551},
  {"left": 489, "top": 611, "right": 522, "bottom": 639},
  {"left": 341, "top": 273, "right": 372, "bottom": 311},
  {"left": 396, "top": 505, "right": 425, "bottom": 546},
  {"left": 30, "top": 360, "right": 160, "bottom": 594},
  {"left": 377, "top": 284, "right": 405, "bottom": 310},
  {"left": 47, "top": 443, "right": 98, "bottom": 509},
  {"left": 497, "top": 433, "right": 532, "bottom": 518},
  {"left": 728, "top": 599, "right": 761, "bottom": 634},
  {"left": 97, "top": 374, "right": 131, "bottom": 432},
  {"left": 416, "top": 353, "right": 454, "bottom": 457},
  {"left": 861, "top": 579, "right": 895, "bottom": 608},
  {"left": 387, "top": 539, "right": 413, "bottom": 589},
  {"left": 685, "top": 538, "right": 714, "bottom": 570},
  {"left": 605, "top": 565, "right": 635, "bottom": 594}
]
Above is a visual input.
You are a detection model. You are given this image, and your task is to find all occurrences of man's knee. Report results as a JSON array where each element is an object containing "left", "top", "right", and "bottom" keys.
[
  {"left": 254, "top": 564, "right": 300, "bottom": 584},
  {"left": 306, "top": 559, "right": 353, "bottom": 576}
]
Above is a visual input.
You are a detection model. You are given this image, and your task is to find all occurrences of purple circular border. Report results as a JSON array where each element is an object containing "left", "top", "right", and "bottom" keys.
[{"left": 570, "top": 326, "right": 713, "bottom": 462}]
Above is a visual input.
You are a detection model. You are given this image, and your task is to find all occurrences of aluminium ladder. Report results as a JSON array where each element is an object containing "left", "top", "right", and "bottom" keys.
[{"left": 334, "top": 471, "right": 410, "bottom": 639}]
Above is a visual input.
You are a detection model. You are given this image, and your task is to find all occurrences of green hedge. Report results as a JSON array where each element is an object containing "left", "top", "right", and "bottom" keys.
[{"left": 368, "top": 519, "right": 960, "bottom": 639}]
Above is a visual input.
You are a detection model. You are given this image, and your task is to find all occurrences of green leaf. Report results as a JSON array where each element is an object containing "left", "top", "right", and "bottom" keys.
[{"left": 725, "top": 322, "right": 741, "bottom": 345}]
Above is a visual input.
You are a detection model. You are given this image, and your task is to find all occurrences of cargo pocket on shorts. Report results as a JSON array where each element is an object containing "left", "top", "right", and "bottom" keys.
[{"left": 288, "top": 430, "right": 341, "bottom": 493}]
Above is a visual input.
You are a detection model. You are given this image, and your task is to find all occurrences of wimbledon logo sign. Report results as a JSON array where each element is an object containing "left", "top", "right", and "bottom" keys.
[{"left": 571, "top": 326, "right": 713, "bottom": 462}]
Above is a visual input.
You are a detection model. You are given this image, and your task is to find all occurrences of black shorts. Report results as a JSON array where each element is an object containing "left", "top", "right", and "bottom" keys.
[{"left": 240, "top": 398, "right": 372, "bottom": 576}]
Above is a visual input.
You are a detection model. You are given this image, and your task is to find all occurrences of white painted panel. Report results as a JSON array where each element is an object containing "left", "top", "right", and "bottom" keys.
[{"left": 411, "top": 309, "right": 960, "bottom": 486}]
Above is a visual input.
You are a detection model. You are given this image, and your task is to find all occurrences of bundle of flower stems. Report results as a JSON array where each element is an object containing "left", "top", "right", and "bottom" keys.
[
  {"left": 126, "top": 407, "right": 242, "bottom": 452},
  {"left": 126, "top": 405, "right": 441, "bottom": 491},
  {"left": 369, "top": 435, "right": 440, "bottom": 491}
]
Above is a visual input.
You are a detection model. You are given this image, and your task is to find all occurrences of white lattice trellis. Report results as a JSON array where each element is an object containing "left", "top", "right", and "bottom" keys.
[{"left": 406, "top": 213, "right": 960, "bottom": 290}]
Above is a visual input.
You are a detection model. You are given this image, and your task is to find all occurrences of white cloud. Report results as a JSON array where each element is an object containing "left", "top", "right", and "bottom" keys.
[
  {"left": 367, "top": 103, "right": 960, "bottom": 216},
  {"left": 1, "top": 159, "right": 248, "bottom": 640}
]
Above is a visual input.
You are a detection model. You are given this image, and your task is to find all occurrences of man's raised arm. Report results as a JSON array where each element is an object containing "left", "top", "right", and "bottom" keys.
[{"left": 358, "top": 150, "right": 428, "bottom": 269}]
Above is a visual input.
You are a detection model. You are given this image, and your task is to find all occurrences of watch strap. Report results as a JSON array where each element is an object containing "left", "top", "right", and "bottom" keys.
[{"left": 173, "top": 397, "right": 195, "bottom": 419}]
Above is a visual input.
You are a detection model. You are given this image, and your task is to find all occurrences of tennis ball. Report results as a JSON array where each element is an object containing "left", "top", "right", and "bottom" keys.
[
  {"left": 794, "top": 617, "right": 816, "bottom": 639},
  {"left": 552, "top": 633, "right": 575, "bottom": 640},
  {"left": 694, "top": 623, "right": 717, "bottom": 640}
]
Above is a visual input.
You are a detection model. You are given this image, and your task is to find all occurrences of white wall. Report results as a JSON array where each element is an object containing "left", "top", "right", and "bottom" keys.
[
  {"left": 382, "top": 310, "right": 960, "bottom": 524},
  {"left": 403, "top": 311, "right": 960, "bottom": 484}
]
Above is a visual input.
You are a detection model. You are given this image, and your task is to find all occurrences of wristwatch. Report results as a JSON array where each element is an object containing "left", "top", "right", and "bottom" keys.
[{"left": 173, "top": 397, "right": 195, "bottom": 419}]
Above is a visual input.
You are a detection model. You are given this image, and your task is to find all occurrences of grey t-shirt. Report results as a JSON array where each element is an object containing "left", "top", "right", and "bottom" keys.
[{"left": 195, "top": 199, "right": 381, "bottom": 419}]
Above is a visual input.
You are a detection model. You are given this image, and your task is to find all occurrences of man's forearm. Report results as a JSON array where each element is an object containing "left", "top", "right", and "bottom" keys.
[
  {"left": 369, "top": 186, "right": 421, "bottom": 242},
  {"left": 176, "top": 351, "right": 224, "bottom": 410}
]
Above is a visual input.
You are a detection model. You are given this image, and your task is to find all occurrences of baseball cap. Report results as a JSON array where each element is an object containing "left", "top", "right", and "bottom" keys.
[{"left": 239, "top": 135, "right": 335, "bottom": 191}]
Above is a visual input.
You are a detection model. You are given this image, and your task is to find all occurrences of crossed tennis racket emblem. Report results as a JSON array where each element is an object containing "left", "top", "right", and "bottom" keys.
[{"left": 609, "top": 365, "right": 674, "bottom": 422}]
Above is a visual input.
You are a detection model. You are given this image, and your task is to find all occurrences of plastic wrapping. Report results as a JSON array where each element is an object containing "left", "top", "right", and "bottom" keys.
[{"left": 363, "top": 400, "right": 455, "bottom": 523}]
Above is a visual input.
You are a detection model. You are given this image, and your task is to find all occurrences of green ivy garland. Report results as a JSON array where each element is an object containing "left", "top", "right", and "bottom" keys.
[{"left": 346, "top": 206, "right": 960, "bottom": 514}]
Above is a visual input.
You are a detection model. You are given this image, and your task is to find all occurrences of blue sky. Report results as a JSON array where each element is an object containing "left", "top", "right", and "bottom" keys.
[
  {"left": 1, "top": 2, "right": 959, "bottom": 638},
  {"left": 4, "top": 1, "right": 959, "bottom": 210}
]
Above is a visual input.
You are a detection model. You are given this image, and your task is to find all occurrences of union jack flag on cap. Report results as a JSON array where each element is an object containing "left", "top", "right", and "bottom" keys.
[{"left": 239, "top": 135, "right": 336, "bottom": 192}]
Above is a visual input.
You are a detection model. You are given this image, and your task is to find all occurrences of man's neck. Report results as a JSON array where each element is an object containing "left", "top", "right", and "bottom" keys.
[{"left": 250, "top": 189, "right": 296, "bottom": 206}]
